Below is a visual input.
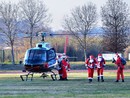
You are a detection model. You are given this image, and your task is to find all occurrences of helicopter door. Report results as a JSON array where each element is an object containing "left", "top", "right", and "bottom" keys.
[
  {"left": 47, "top": 48, "right": 56, "bottom": 61},
  {"left": 47, "top": 48, "right": 56, "bottom": 68}
]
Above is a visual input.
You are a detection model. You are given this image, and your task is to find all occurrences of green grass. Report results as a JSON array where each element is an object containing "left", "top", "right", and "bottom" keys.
[{"left": 0, "top": 71, "right": 130, "bottom": 98}]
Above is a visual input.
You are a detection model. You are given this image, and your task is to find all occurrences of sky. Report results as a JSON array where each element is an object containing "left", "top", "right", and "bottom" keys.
[
  {"left": 43, "top": 0, "right": 130, "bottom": 31},
  {"left": 0, "top": 0, "right": 130, "bottom": 31},
  {"left": 44, "top": 0, "right": 107, "bottom": 30}
]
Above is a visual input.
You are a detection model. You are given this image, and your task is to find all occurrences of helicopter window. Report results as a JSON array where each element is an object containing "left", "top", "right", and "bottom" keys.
[
  {"left": 47, "top": 49, "right": 56, "bottom": 61},
  {"left": 27, "top": 50, "right": 46, "bottom": 61},
  {"left": 46, "top": 44, "right": 51, "bottom": 48}
]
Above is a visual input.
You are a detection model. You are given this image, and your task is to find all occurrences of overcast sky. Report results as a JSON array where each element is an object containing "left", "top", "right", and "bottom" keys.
[
  {"left": 0, "top": 0, "right": 130, "bottom": 31},
  {"left": 43, "top": 0, "right": 130, "bottom": 31}
]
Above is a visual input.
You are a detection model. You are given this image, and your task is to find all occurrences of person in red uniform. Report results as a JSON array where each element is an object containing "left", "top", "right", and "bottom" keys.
[
  {"left": 114, "top": 53, "right": 125, "bottom": 82},
  {"left": 60, "top": 56, "right": 70, "bottom": 80},
  {"left": 85, "top": 55, "right": 97, "bottom": 83},
  {"left": 96, "top": 54, "right": 106, "bottom": 82},
  {"left": 59, "top": 56, "right": 70, "bottom": 80}
]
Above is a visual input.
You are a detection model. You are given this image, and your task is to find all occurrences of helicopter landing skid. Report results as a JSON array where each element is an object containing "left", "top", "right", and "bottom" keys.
[
  {"left": 20, "top": 72, "right": 34, "bottom": 81},
  {"left": 40, "top": 71, "right": 57, "bottom": 81},
  {"left": 20, "top": 71, "right": 57, "bottom": 81},
  {"left": 50, "top": 71, "right": 57, "bottom": 81},
  {"left": 40, "top": 73, "right": 49, "bottom": 78}
]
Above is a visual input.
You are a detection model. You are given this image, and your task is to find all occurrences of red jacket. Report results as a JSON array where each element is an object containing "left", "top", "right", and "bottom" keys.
[
  {"left": 61, "top": 59, "right": 70, "bottom": 70},
  {"left": 86, "top": 58, "right": 97, "bottom": 68},
  {"left": 96, "top": 57, "right": 105, "bottom": 68},
  {"left": 115, "top": 57, "right": 124, "bottom": 68}
]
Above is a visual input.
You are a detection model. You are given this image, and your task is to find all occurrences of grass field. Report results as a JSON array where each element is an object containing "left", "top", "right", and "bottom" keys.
[{"left": 0, "top": 70, "right": 130, "bottom": 98}]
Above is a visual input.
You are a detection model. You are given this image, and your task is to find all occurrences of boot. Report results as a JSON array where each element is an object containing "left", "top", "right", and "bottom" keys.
[
  {"left": 90, "top": 79, "right": 92, "bottom": 82},
  {"left": 97, "top": 77, "right": 100, "bottom": 82},
  {"left": 101, "top": 76, "right": 104, "bottom": 82},
  {"left": 64, "top": 77, "right": 68, "bottom": 81},
  {"left": 89, "top": 79, "right": 92, "bottom": 83},
  {"left": 122, "top": 79, "right": 124, "bottom": 82},
  {"left": 59, "top": 76, "right": 63, "bottom": 80}
]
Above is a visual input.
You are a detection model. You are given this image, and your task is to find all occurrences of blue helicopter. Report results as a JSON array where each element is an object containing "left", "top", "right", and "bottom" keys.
[{"left": 20, "top": 33, "right": 58, "bottom": 81}]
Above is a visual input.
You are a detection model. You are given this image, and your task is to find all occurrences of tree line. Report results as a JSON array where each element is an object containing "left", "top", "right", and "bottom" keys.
[{"left": 0, "top": 0, "right": 130, "bottom": 64}]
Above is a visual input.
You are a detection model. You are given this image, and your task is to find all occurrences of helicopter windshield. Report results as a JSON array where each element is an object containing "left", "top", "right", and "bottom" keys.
[{"left": 24, "top": 49, "right": 46, "bottom": 64}]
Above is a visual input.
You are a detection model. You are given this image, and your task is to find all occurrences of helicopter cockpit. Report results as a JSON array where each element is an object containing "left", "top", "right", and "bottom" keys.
[{"left": 24, "top": 49, "right": 47, "bottom": 65}]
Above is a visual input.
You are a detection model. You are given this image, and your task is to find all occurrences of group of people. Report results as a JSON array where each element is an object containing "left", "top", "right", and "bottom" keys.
[
  {"left": 85, "top": 54, "right": 106, "bottom": 83},
  {"left": 86, "top": 53, "right": 125, "bottom": 83},
  {"left": 57, "top": 53, "right": 125, "bottom": 83}
]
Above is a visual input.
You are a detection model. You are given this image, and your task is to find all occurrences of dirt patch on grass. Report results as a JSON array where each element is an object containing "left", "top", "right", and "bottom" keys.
[
  {"left": 0, "top": 64, "right": 130, "bottom": 71},
  {"left": 0, "top": 64, "right": 24, "bottom": 70}
]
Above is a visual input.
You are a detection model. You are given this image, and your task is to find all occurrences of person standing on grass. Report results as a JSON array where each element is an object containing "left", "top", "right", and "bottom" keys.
[
  {"left": 60, "top": 56, "right": 69, "bottom": 80},
  {"left": 113, "top": 53, "right": 125, "bottom": 82},
  {"left": 96, "top": 54, "right": 106, "bottom": 82},
  {"left": 85, "top": 55, "right": 97, "bottom": 83}
]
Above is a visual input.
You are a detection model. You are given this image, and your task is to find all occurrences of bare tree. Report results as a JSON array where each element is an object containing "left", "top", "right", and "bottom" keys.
[
  {"left": 0, "top": 2, "right": 19, "bottom": 64},
  {"left": 63, "top": 2, "right": 97, "bottom": 61},
  {"left": 101, "top": 0, "right": 130, "bottom": 53},
  {"left": 19, "top": 0, "right": 51, "bottom": 48}
]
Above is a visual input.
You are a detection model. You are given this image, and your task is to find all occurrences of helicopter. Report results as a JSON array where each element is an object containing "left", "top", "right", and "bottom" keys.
[{"left": 20, "top": 32, "right": 59, "bottom": 81}]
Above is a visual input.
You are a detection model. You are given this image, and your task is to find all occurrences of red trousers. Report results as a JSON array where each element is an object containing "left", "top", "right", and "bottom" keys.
[
  {"left": 62, "top": 66, "right": 67, "bottom": 79},
  {"left": 58, "top": 66, "right": 67, "bottom": 79},
  {"left": 88, "top": 68, "right": 94, "bottom": 79},
  {"left": 97, "top": 68, "right": 104, "bottom": 77},
  {"left": 116, "top": 67, "right": 124, "bottom": 80}
]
